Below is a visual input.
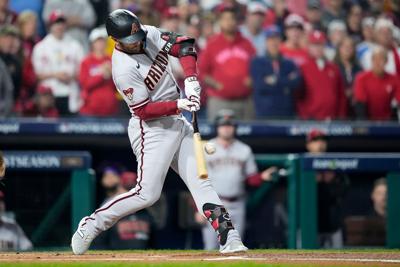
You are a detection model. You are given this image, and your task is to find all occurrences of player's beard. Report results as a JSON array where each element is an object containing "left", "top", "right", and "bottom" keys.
[{"left": 117, "top": 41, "right": 144, "bottom": 54}]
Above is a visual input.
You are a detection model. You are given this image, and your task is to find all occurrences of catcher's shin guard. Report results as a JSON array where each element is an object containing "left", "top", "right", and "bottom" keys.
[{"left": 203, "top": 203, "right": 234, "bottom": 245}]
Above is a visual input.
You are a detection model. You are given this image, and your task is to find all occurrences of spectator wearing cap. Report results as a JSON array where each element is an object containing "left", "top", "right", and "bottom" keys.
[
  {"left": 305, "top": 0, "right": 324, "bottom": 32},
  {"left": 306, "top": 129, "right": 347, "bottom": 249},
  {"left": 32, "top": 10, "right": 84, "bottom": 115},
  {"left": 280, "top": 14, "right": 308, "bottom": 66},
  {"left": 321, "top": 0, "right": 345, "bottom": 30},
  {"left": 240, "top": 2, "right": 267, "bottom": 56},
  {"left": 360, "top": 18, "right": 400, "bottom": 76},
  {"left": 79, "top": 27, "right": 118, "bottom": 117},
  {"left": 212, "top": 0, "right": 247, "bottom": 23},
  {"left": 0, "top": 25, "right": 22, "bottom": 103},
  {"left": 120, "top": 171, "right": 138, "bottom": 191},
  {"left": 160, "top": 6, "right": 181, "bottom": 33},
  {"left": 354, "top": 46, "right": 400, "bottom": 121},
  {"left": 199, "top": 5, "right": 256, "bottom": 121},
  {"left": 297, "top": 30, "right": 347, "bottom": 120},
  {"left": 346, "top": 3, "right": 363, "bottom": 43},
  {"left": 43, "top": 0, "right": 96, "bottom": 52},
  {"left": 15, "top": 11, "right": 40, "bottom": 115},
  {"left": 325, "top": 20, "right": 348, "bottom": 61},
  {"left": 306, "top": 129, "right": 327, "bottom": 154},
  {"left": 0, "top": 0, "right": 17, "bottom": 26},
  {"left": 356, "top": 17, "right": 375, "bottom": 61},
  {"left": 263, "top": 0, "right": 290, "bottom": 34},
  {"left": 0, "top": 190, "right": 33, "bottom": 251},
  {"left": 334, "top": 36, "right": 362, "bottom": 116},
  {"left": 23, "top": 85, "right": 59, "bottom": 118},
  {"left": 250, "top": 26, "right": 301, "bottom": 118}
]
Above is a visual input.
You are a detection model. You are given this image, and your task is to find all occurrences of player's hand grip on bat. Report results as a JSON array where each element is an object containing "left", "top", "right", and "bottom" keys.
[
  {"left": 177, "top": 98, "right": 200, "bottom": 112},
  {"left": 184, "top": 76, "right": 201, "bottom": 107}
]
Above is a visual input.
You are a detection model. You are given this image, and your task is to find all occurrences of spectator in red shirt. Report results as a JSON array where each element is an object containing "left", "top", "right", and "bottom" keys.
[
  {"left": 23, "top": 85, "right": 59, "bottom": 118},
  {"left": 79, "top": 26, "right": 118, "bottom": 117},
  {"left": 280, "top": 14, "right": 309, "bottom": 66},
  {"left": 354, "top": 46, "right": 400, "bottom": 121},
  {"left": 297, "top": 30, "right": 347, "bottom": 120},
  {"left": 199, "top": 5, "right": 256, "bottom": 121}
]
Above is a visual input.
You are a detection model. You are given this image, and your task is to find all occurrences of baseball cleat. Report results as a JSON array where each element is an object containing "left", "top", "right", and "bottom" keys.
[
  {"left": 71, "top": 217, "right": 95, "bottom": 255},
  {"left": 219, "top": 229, "right": 248, "bottom": 254}
]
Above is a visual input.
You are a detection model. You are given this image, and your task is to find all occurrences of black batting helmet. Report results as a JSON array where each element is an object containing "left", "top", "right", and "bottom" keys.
[
  {"left": 105, "top": 9, "right": 146, "bottom": 44},
  {"left": 215, "top": 109, "right": 236, "bottom": 127}
]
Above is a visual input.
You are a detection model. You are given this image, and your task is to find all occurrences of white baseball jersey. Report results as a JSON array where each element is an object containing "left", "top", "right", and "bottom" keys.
[
  {"left": 112, "top": 25, "right": 180, "bottom": 118},
  {"left": 74, "top": 25, "right": 245, "bottom": 252},
  {"left": 206, "top": 138, "right": 258, "bottom": 198},
  {"left": 0, "top": 216, "right": 33, "bottom": 251}
]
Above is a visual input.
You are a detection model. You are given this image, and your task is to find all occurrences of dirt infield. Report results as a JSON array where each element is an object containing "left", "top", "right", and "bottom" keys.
[{"left": 1, "top": 250, "right": 400, "bottom": 266}]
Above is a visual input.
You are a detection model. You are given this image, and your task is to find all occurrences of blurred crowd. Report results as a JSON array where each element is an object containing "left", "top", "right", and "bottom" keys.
[{"left": 0, "top": 0, "right": 399, "bottom": 121}]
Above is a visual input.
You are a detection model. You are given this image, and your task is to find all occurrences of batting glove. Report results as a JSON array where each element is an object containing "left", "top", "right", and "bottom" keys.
[
  {"left": 177, "top": 98, "right": 200, "bottom": 112},
  {"left": 184, "top": 76, "right": 201, "bottom": 107}
]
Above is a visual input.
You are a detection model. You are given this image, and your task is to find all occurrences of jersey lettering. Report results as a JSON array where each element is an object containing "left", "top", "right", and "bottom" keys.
[{"left": 144, "top": 50, "right": 169, "bottom": 91}]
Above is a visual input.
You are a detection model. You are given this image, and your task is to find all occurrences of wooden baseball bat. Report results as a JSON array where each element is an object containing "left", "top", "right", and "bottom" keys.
[{"left": 191, "top": 111, "right": 208, "bottom": 179}]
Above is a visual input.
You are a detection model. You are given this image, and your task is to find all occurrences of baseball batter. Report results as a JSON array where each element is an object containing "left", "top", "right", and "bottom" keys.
[
  {"left": 196, "top": 110, "right": 275, "bottom": 249},
  {"left": 71, "top": 9, "right": 247, "bottom": 254}
]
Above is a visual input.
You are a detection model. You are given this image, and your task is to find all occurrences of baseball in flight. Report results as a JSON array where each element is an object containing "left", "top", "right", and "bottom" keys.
[{"left": 204, "top": 142, "right": 216, "bottom": 154}]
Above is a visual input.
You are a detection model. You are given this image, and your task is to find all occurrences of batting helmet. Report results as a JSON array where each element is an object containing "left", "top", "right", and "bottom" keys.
[
  {"left": 105, "top": 9, "right": 146, "bottom": 44},
  {"left": 215, "top": 109, "right": 236, "bottom": 127}
]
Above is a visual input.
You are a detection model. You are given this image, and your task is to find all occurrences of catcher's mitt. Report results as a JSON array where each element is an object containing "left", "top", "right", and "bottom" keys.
[{"left": 0, "top": 151, "right": 5, "bottom": 178}]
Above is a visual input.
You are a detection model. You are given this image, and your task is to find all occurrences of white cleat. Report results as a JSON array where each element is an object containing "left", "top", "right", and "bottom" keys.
[
  {"left": 219, "top": 229, "right": 248, "bottom": 254},
  {"left": 71, "top": 217, "right": 95, "bottom": 255}
]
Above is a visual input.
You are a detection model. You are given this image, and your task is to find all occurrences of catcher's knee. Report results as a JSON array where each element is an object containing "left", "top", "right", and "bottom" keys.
[{"left": 202, "top": 203, "right": 234, "bottom": 245}]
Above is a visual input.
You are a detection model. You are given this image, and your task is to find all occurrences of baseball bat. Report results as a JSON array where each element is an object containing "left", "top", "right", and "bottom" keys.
[{"left": 191, "top": 111, "right": 208, "bottom": 179}]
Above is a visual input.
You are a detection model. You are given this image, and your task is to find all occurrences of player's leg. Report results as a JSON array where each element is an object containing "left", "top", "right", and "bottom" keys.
[
  {"left": 171, "top": 120, "right": 248, "bottom": 253},
  {"left": 72, "top": 118, "right": 181, "bottom": 254}
]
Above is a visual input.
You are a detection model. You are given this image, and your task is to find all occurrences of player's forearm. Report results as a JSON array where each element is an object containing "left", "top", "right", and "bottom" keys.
[
  {"left": 133, "top": 100, "right": 179, "bottom": 121},
  {"left": 179, "top": 55, "right": 197, "bottom": 78}
]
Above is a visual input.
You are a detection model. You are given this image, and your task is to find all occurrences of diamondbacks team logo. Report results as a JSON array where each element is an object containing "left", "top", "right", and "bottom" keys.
[
  {"left": 131, "top": 23, "right": 139, "bottom": 34},
  {"left": 123, "top": 88, "right": 134, "bottom": 100}
]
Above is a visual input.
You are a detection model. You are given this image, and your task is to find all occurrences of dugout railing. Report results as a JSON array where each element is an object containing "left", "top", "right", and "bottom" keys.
[
  {"left": 299, "top": 153, "right": 400, "bottom": 249},
  {"left": 253, "top": 154, "right": 300, "bottom": 249},
  {"left": 3, "top": 151, "right": 95, "bottom": 244}
]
